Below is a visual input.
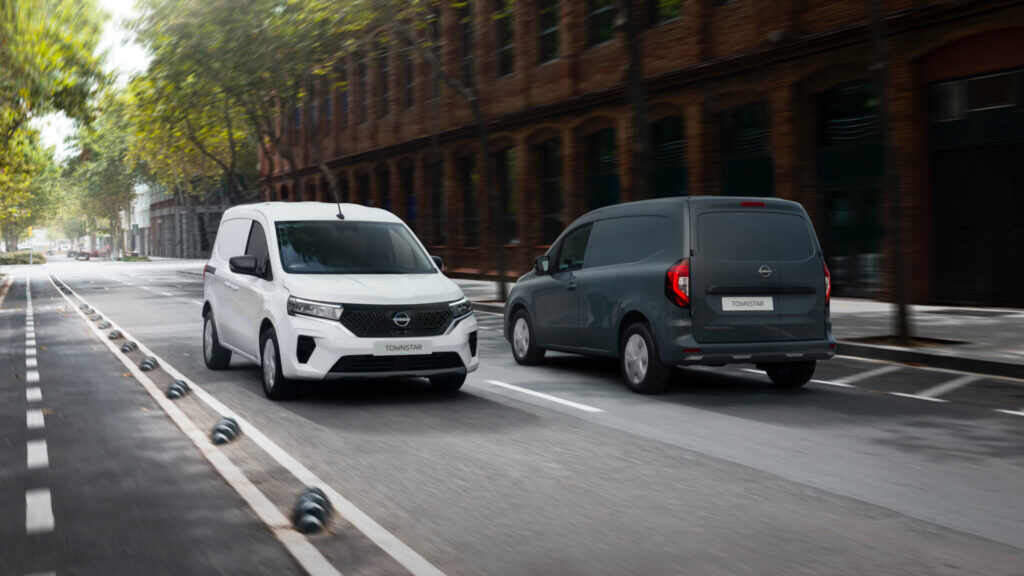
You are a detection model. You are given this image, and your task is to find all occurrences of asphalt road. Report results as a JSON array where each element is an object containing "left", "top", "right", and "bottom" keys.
[{"left": 3, "top": 259, "right": 1024, "bottom": 575}]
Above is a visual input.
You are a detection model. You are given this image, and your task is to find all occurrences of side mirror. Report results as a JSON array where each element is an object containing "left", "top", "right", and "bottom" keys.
[
  {"left": 534, "top": 255, "right": 551, "bottom": 275},
  {"left": 431, "top": 255, "right": 444, "bottom": 270},
  {"left": 229, "top": 255, "right": 259, "bottom": 276}
]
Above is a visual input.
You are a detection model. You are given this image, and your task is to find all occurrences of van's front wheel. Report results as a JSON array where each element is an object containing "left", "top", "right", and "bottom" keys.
[
  {"left": 260, "top": 328, "right": 294, "bottom": 400},
  {"left": 765, "top": 360, "right": 816, "bottom": 388},
  {"left": 620, "top": 323, "right": 672, "bottom": 394},
  {"left": 510, "top": 310, "right": 545, "bottom": 365}
]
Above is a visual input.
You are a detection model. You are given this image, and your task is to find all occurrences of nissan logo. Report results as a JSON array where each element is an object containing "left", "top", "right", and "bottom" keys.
[
  {"left": 392, "top": 311, "right": 412, "bottom": 328},
  {"left": 758, "top": 265, "right": 773, "bottom": 278}
]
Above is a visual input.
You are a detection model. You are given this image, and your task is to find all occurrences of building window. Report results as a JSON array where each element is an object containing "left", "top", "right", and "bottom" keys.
[
  {"left": 650, "top": 116, "right": 687, "bottom": 197},
  {"left": 339, "top": 176, "right": 350, "bottom": 202},
  {"left": 818, "top": 81, "right": 878, "bottom": 145},
  {"left": 459, "top": 154, "right": 479, "bottom": 247},
  {"left": 968, "top": 72, "right": 1017, "bottom": 111},
  {"left": 430, "top": 159, "right": 447, "bottom": 244},
  {"left": 720, "top": 102, "right": 773, "bottom": 197},
  {"left": 538, "top": 0, "right": 559, "bottom": 62},
  {"left": 356, "top": 172, "right": 370, "bottom": 205},
  {"left": 494, "top": 0, "right": 514, "bottom": 77},
  {"left": 403, "top": 49, "right": 415, "bottom": 108},
  {"left": 588, "top": 0, "right": 615, "bottom": 46},
  {"left": 400, "top": 164, "right": 417, "bottom": 224},
  {"left": 459, "top": 4, "right": 474, "bottom": 86},
  {"left": 377, "top": 167, "right": 391, "bottom": 211},
  {"left": 357, "top": 53, "right": 367, "bottom": 123},
  {"left": 537, "top": 138, "right": 563, "bottom": 244},
  {"left": 494, "top": 147, "right": 517, "bottom": 244},
  {"left": 585, "top": 128, "right": 620, "bottom": 209},
  {"left": 648, "top": 0, "right": 681, "bottom": 25},
  {"left": 428, "top": 9, "right": 443, "bottom": 98},
  {"left": 377, "top": 38, "right": 390, "bottom": 117}
]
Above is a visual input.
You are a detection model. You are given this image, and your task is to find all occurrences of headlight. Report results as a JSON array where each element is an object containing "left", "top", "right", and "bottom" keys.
[
  {"left": 287, "top": 296, "right": 344, "bottom": 321},
  {"left": 449, "top": 297, "right": 473, "bottom": 319}
]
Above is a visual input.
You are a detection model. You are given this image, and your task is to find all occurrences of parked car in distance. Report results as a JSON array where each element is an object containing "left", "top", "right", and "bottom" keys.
[
  {"left": 504, "top": 196, "right": 835, "bottom": 394},
  {"left": 202, "top": 202, "right": 478, "bottom": 399}
]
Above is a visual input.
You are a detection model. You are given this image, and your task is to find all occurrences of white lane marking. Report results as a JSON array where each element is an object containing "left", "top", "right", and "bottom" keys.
[
  {"left": 27, "top": 387, "right": 42, "bottom": 402},
  {"left": 52, "top": 275, "right": 447, "bottom": 576},
  {"left": 189, "top": 300, "right": 203, "bottom": 305},
  {"left": 26, "top": 347, "right": 36, "bottom": 357},
  {"left": 139, "top": 286, "right": 151, "bottom": 291},
  {"left": 742, "top": 368, "right": 856, "bottom": 388},
  {"left": 913, "top": 374, "right": 981, "bottom": 399},
  {"left": 890, "top": 392, "right": 947, "bottom": 403},
  {"left": 833, "top": 364, "right": 903, "bottom": 386},
  {"left": 484, "top": 380, "right": 605, "bottom": 413},
  {"left": 24, "top": 571, "right": 57, "bottom": 576},
  {"left": 27, "top": 357, "right": 37, "bottom": 369},
  {"left": 26, "top": 370, "right": 40, "bottom": 384},
  {"left": 27, "top": 329, "right": 35, "bottom": 337},
  {"left": 51, "top": 277, "right": 344, "bottom": 576},
  {"left": 27, "top": 440, "right": 49, "bottom": 469},
  {"left": 27, "top": 409, "right": 44, "bottom": 429},
  {"left": 160, "top": 292, "right": 174, "bottom": 297},
  {"left": 26, "top": 338, "right": 36, "bottom": 347},
  {"left": 25, "top": 488, "right": 54, "bottom": 533},
  {"left": 994, "top": 408, "right": 1024, "bottom": 417}
]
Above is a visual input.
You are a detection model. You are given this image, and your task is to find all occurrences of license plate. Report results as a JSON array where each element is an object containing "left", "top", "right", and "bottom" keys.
[
  {"left": 721, "top": 296, "right": 774, "bottom": 311},
  {"left": 373, "top": 341, "right": 433, "bottom": 356}
]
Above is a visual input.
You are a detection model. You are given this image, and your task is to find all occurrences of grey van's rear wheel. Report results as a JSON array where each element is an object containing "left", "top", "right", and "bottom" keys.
[
  {"left": 510, "top": 310, "right": 545, "bottom": 365},
  {"left": 620, "top": 323, "right": 672, "bottom": 394},
  {"left": 203, "top": 313, "right": 232, "bottom": 370},
  {"left": 260, "top": 328, "right": 294, "bottom": 400},
  {"left": 765, "top": 360, "right": 816, "bottom": 388}
]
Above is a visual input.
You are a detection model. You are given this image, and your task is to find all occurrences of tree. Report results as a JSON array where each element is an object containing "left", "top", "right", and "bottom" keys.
[{"left": 0, "top": 127, "right": 59, "bottom": 249}]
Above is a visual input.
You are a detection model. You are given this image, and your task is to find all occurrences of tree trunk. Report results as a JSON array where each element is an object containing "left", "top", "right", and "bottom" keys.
[
  {"left": 869, "top": 0, "right": 912, "bottom": 343},
  {"left": 615, "top": 0, "right": 651, "bottom": 199}
]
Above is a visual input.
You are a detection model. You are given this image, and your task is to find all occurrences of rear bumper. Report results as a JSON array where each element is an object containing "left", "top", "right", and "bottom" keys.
[{"left": 669, "top": 339, "right": 836, "bottom": 366}]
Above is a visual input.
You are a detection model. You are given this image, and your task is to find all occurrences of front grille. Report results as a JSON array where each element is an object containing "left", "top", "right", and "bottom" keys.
[
  {"left": 330, "top": 352, "right": 464, "bottom": 373},
  {"left": 340, "top": 303, "right": 454, "bottom": 337}
]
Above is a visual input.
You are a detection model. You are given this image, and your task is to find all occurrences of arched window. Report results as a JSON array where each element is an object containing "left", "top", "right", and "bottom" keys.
[
  {"left": 536, "top": 138, "right": 563, "bottom": 244},
  {"left": 585, "top": 128, "right": 620, "bottom": 209},
  {"left": 650, "top": 116, "right": 687, "bottom": 197}
]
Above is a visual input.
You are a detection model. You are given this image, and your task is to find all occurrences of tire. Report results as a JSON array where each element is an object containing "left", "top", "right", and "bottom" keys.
[
  {"left": 429, "top": 373, "right": 466, "bottom": 392},
  {"left": 260, "top": 328, "right": 294, "bottom": 400},
  {"left": 203, "top": 313, "right": 232, "bottom": 370},
  {"left": 509, "top": 309, "right": 545, "bottom": 366},
  {"left": 620, "top": 322, "right": 672, "bottom": 394},
  {"left": 765, "top": 360, "right": 816, "bottom": 389}
]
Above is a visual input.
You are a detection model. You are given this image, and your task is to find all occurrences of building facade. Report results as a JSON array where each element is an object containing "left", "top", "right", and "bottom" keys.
[{"left": 261, "top": 0, "right": 1024, "bottom": 306}]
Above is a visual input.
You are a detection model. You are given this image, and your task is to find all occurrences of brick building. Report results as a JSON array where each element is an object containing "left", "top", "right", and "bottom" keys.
[{"left": 261, "top": 0, "right": 1024, "bottom": 306}]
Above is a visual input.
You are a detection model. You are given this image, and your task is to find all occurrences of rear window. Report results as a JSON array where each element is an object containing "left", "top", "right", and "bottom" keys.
[{"left": 698, "top": 211, "right": 814, "bottom": 261}]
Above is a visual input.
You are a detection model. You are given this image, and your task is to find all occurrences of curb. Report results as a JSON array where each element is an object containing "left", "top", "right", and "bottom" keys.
[
  {"left": 836, "top": 341, "right": 1024, "bottom": 381},
  {"left": 471, "top": 302, "right": 504, "bottom": 314},
  {"left": 470, "top": 301, "right": 1022, "bottom": 380}
]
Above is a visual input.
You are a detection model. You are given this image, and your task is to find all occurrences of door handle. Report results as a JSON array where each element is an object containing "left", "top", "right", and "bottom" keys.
[{"left": 567, "top": 283, "right": 578, "bottom": 291}]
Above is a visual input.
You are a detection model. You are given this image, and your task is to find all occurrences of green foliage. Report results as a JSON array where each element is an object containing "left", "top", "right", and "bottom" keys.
[
  {"left": 0, "top": 250, "right": 47, "bottom": 265},
  {"left": 0, "top": 126, "right": 59, "bottom": 246}
]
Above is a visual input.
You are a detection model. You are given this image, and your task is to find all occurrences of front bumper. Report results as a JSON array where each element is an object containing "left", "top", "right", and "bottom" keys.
[{"left": 277, "top": 312, "right": 479, "bottom": 380}]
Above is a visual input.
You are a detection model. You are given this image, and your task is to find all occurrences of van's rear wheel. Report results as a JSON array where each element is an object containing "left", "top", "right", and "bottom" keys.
[
  {"left": 510, "top": 310, "right": 545, "bottom": 365},
  {"left": 620, "top": 323, "right": 672, "bottom": 394},
  {"left": 765, "top": 360, "right": 816, "bottom": 388},
  {"left": 260, "top": 328, "right": 294, "bottom": 400},
  {"left": 429, "top": 373, "right": 466, "bottom": 392},
  {"left": 203, "top": 313, "right": 232, "bottom": 370}
]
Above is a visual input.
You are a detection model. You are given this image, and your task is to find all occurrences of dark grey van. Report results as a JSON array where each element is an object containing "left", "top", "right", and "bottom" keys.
[{"left": 503, "top": 197, "right": 835, "bottom": 393}]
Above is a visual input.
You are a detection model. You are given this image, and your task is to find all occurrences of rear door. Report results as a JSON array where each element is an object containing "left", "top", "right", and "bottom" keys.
[
  {"left": 691, "top": 205, "right": 825, "bottom": 344},
  {"left": 692, "top": 210, "right": 783, "bottom": 343}
]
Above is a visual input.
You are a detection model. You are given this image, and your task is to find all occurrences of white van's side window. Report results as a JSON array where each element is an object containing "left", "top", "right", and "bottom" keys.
[{"left": 215, "top": 218, "right": 251, "bottom": 260}]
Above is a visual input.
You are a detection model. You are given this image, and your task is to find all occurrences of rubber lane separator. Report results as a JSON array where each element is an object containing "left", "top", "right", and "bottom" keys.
[
  {"left": 49, "top": 275, "right": 346, "bottom": 576},
  {"left": 484, "top": 380, "right": 605, "bottom": 413},
  {"left": 50, "top": 273, "right": 448, "bottom": 576}
]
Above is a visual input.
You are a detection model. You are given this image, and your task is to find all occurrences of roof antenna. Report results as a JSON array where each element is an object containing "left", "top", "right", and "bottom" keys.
[{"left": 330, "top": 179, "right": 345, "bottom": 219}]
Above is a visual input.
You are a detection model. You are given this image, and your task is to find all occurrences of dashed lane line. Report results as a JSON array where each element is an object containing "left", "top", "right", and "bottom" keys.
[
  {"left": 27, "top": 439, "right": 48, "bottom": 470},
  {"left": 26, "top": 409, "right": 44, "bottom": 429},
  {"left": 830, "top": 364, "right": 903, "bottom": 386},
  {"left": 27, "top": 387, "right": 42, "bottom": 402},
  {"left": 889, "top": 374, "right": 982, "bottom": 403},
  {"left": 26, "top": 370, "right": 40, "bottom": 384},
  {"left": 484, "top": 380, "right": 605, "bottom": 413},
  {"left": 25, "top": 488, "right": 54, "bottom": 534},
  {"left": 994, "top": 408, "right": 1024, "bottom": 418}
]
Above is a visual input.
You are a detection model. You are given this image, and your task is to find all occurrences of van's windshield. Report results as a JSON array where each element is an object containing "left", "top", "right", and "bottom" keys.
[{"left": 275, "top": 220, "right": 436, "bottom": 274}]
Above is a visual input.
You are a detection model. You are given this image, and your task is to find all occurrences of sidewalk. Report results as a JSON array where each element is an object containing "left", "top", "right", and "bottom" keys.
[{"left": 453, "top": 278, "right": 1024, "bottom": 379}]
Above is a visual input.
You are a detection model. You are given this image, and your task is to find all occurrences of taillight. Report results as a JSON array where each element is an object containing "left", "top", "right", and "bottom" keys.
[
  {"left": 823, "top": 260, "right": 831, "bottom": 305},
  {"left": 666, "top": 258, "right": 690, "bottom": 308}
]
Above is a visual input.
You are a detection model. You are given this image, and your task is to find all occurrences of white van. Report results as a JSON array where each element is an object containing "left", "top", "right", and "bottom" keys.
[{"left": 202, "top": 202, "right": 478, "bottom": 399}]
